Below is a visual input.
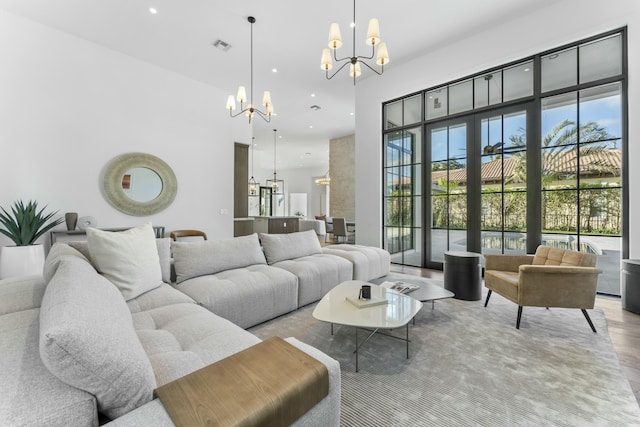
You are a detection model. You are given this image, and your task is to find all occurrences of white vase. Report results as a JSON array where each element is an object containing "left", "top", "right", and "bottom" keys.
[{"left": 0, "top": 245, "right": 45, "bottom": 279}]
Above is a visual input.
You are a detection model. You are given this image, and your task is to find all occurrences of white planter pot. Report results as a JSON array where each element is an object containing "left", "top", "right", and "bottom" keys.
[{"left": 0, "top": 245, "right": 45, "bottom": 279}]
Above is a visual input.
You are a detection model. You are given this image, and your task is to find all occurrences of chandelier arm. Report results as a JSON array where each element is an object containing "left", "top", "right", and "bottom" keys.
[
  {"left": 332, "top": 48, "right": 355, "bottom": 64},
  {"left": 356, "top": 44, "right": 376, "bottom": 61},
  {"left": 229, "top": 106, "right": 250, "bottom": 118},
  {"left": 359, "top": 60, "right": 384, "bottom": 76},
  {"left": 253, "top": 109, "right": 272, "bottom": 123},
  {"left": 355, "top": 53, "right": 375, "bottom": 60},
  {"left": 325, "top": 61, "right": 352, "bottom": 80}
]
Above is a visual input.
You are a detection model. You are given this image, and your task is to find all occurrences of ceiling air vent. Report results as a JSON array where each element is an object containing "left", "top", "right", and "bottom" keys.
[{"left": 213, "top": 40, "right": 232, "bottom": 52}]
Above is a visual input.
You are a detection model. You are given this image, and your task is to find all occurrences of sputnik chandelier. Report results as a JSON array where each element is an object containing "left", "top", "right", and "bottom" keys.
[
  {"left": 226, "top": 16, "right": 274, "bottom": 123},
  {"left": 320, "top": 0, "right": 389, "bottom": 84}
]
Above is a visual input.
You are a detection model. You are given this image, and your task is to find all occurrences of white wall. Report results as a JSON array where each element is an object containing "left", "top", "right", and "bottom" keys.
[
  {"left": 356, "top": 0, "right": 640, "bottom": 255},
  {"left": 0, "top": 10, "right": 252, "bottom": 247}
]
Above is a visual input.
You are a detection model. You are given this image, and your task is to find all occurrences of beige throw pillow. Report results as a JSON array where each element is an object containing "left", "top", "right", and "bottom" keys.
[{"left": 86, "top": 223, "right": 162, "bottom": 300}]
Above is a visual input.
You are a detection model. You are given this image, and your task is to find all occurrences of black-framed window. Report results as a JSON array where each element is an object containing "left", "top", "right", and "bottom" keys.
[{"left": 382, "top": 28, "right": 627, "bottom": 295}]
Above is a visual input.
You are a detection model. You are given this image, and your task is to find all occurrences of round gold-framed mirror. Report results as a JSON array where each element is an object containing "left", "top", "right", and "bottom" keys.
[{"left": 103, "top": 152, "right": 177, "bottom": 216}]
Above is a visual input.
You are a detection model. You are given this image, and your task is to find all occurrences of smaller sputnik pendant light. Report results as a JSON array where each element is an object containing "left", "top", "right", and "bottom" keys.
[
  {"left": 226, "top": 16, "right": 275, "bottom": 123},
  {"left": 266, "top": 129, "right": 284, "bottom": 195},
  {"left": 248, "top": 137, "right": 259, "bottom": 196}
]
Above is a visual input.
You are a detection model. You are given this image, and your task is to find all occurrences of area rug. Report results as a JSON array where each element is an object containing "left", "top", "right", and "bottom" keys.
[{"left": 249, "top": 274, "right": 640, "bottom": 426}]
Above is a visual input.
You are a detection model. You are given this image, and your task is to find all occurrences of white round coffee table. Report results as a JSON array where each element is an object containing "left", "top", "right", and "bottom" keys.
[{"left": 312, "top": 280, "right": 423, "bottom": 372}]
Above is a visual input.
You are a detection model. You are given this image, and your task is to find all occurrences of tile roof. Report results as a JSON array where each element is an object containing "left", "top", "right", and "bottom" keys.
[{"left": 429, "top": 149, "right": 620, "bottom": 185}]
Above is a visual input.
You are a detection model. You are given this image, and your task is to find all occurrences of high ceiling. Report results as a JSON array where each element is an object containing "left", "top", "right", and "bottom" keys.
[{"left": 0, "top": 0, "right": 557, "bottom": 169}]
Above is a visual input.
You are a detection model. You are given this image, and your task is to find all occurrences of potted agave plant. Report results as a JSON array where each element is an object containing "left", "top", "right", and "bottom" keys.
[{"left": 0, "top": 200, "right": 64, "bottom": 279}]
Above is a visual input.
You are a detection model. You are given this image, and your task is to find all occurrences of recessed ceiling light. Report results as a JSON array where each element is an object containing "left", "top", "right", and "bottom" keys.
[
  {"left": 272, "top": 68, "right": 278, "bottom": 73},
  {"left": 350, "top": 112, "right": 354, "bottom": 116},
  {"left": 524, "top": 68, "right": 531, "bottom": 72},
  {"left": 309, "top": 125, "right": 313, "bottom": 129},
  {"left": 311, "top": 93, "right": 316, "bottom": 97},
  {"left": 149, "top": 7, "right": 157, "bottom": 14}
]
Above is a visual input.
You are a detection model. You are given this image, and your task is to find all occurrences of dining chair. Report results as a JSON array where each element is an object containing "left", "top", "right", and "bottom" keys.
[
  {"left": 319, "top": 216, "right": 334, "bottom": 243},
  {"left": 332, "top": 218, "right": 355, "bottom": 244},
  {"left": 170, "top": 229, "right": 208, "bottom": 241}
]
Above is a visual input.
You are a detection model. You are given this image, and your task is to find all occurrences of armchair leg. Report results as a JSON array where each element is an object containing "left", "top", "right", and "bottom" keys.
[
  {"left": 484, "top": 290, "right": 492, "bottom": 307},
  {"left": 516, "top": 306, "right": 523, "bottom": 329},
  {"left": 581, "top": 309, "right": 597, "bottom": 333}
]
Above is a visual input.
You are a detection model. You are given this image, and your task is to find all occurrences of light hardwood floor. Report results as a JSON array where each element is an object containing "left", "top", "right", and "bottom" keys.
[{"left": 389, "top": 264, "right": 640, "bottom": 404}]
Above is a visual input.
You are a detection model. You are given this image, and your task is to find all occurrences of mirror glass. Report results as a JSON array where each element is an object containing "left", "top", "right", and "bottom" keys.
[
  {"left": 103, "top": 152, "right": 177, "bottom": 216},
  {"left": 122, "top": 167, "right": 163, "bottom": 202}
]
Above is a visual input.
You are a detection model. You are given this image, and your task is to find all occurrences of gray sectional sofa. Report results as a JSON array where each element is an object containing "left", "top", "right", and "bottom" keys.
[
  {"left": 0, "top": 227, "right": 390, "bottom": 426},
  {"left": 172, "top": 231, "right": 388, "bottom": 328}
]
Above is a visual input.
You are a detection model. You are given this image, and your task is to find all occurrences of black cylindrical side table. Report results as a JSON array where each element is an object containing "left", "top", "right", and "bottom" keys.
[
  {"left": 622, "top": 259, "right": 640, "bottom": 314},
  {"left": 444, "top": 251, "right": 483, "bottom": 301}
]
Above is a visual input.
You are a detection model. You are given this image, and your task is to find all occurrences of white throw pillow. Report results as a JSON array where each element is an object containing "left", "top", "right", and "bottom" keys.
[{"left": 86, "top": 223, "right": 162, "bottom": 300}]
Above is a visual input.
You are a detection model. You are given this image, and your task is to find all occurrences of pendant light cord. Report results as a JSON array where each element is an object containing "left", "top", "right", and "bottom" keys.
[
  {"left": 251, "top": 137, "right": 255, "bottom": 178},
  {"left": 250, "top": 19, "right": 254, "bottom": 108},
  {"left": 273, "top": 129, "right": 277, "bottom": 178}
]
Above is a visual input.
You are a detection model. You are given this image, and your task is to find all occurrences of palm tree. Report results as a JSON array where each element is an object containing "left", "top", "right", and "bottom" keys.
[{"left": 505, "top": 119, "right": 615, "bottom": 187}]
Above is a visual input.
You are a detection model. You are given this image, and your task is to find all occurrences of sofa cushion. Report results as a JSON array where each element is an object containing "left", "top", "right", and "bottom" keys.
[
  {"left": 69, "top": 238, "right": 172, "bottom": 285},
  {"left": 172, "top": 233, "right": 267, "bottom": 283},
  {"left": 321, "top": 244, "right": 390, "bottom": 281},
  {"left": 131, "top": 303, "right": 261, "bottom": 386},
  {"left": 260, "top": 230, "right": 322, "bottom": 265},
  {"left": 43, "top": 243, "right": 89, "bottom": 285},
  {"left": 176, "top": 264, "right": 298, "bottom": 328},
  {"left": 86, "top": 223, "right": 163, "bottom": 300},
  {"left": 1, "top": 308, "right": 97, "bottom": 427},
  {"left": 127, "top": 283, "right": 196, "bottom": 314},
  {"left": 0, "top": 275, "right": 46, "bottom": 315},
  {"left": 39, "top": 256, "right": 156, "bottom": 419},
  {"left": 532, "top": 246, "right": 597, "bottom": 267},
  {"left": 484, "top": 270, "right": 519, "bottom": 303},
  {"left": 272, "top": 254, "right": 353, "bottom": 307}
]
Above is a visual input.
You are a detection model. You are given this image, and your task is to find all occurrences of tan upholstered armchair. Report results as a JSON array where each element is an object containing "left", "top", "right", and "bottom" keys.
[{"left": 484, "top": 246, "right": 602, "bottom": 331}]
